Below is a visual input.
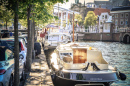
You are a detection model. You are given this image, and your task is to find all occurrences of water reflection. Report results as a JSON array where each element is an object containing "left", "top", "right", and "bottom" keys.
[{"left": 78, "top": 41, "right": 130, "bottom": 86}]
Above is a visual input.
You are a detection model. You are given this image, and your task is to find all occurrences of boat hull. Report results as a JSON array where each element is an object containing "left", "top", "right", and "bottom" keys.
[
  {"left": 50, "top": 64, "right": 118, "bottom": 86},
  {"left": 52, "top": 74, "right": 111, "bottom": 86}
]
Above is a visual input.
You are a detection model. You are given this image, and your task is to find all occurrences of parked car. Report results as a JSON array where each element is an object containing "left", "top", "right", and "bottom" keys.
[
  {"left": 10, "top": 36, "right": 27, "bottom": 53},
  {"left": 0, "top": 38, "right": 27, "bottom": 67},
  {"left": 10, "top": 34, "right": 27, "bottom": 43},
  {"left": 0, "top": 46, "right": 14, "bottom": 86},
  {"left": 0, "top": 30, "right": 10, "bottom": 38},
  {"left": 18, "top": 35, "right": 28, "bottom": 46},
  {"left": 0, "top": 46, "right": 25, "bottom": 86},
  {"left": 18, "top": 34, "right": 41, "bottom": 56}
]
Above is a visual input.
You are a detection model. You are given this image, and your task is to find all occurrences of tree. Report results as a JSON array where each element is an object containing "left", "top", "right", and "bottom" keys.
[
  {"left": 75, "top": 14, "right": 83, "bottom": 27},
  {"left": 0, "top": 3, "right": 13, "bottom": 29},
  {"left": 84, "top": 11, "right": 97, "bottom": 29},
  {"left": 0, "top": 0, "right": 68, "bottom": 86}
]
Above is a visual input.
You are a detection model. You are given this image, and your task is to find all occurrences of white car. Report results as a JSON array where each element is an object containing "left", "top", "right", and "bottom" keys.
[
  {"left": 0, "top": 38, "right": 27, "bottom": 67},
  {"left": 0, "top": 46, "right": 25, "bottom": 86}
]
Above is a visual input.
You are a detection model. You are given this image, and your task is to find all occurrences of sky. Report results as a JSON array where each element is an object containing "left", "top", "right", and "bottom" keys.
[{"left": 54, "top": 0, "right": 109, "bottom": 9}]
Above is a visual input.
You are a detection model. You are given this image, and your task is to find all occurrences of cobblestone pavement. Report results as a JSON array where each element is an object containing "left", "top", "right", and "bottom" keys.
[{"left": 24, "top": 50, "right": 53, "bottom": 86}]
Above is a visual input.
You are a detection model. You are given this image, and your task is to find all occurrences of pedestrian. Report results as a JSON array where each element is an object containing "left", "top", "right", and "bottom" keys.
[{"left": 10, "top": 31, "right": 13, "bottom": 36}]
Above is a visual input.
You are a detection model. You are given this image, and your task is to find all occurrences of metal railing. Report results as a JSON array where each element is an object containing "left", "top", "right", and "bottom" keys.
[{"left": 113, "top": 28, "right": 130, "bottom": 33}]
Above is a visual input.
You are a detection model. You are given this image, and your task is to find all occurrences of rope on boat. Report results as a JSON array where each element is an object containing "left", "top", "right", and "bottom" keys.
[
  {"left": 82, "top": 63, "right": 100, "bottom": 71},
  {"left": 91, "top": 63, "right": 100, "bottom": 71},
  {"left": 82, "top": 63, "right": 90, "bottom": 71}
]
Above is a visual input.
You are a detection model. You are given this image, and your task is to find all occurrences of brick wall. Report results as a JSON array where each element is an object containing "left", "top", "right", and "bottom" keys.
[{"left": 82, "top": 33, "right": 120, "bottom": 42}]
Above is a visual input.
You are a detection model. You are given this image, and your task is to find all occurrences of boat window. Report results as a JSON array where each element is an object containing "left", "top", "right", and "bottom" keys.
[
  {"left": 60, "top": 53, "right": 72, "bottom": 55},
  {"left": 63, "top": 55, "right": 72, "bottom": 63},
  {"left": 49, "top": 35, "right": 59, "bottom": 41}
]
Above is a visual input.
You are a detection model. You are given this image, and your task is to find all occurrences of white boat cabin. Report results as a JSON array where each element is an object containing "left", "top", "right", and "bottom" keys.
[
  {"left": 45, "top": 33, "right": 71, "bottom": 47},
  {"left": 51, "top": 43, "right": 108, "bottom": 71}
]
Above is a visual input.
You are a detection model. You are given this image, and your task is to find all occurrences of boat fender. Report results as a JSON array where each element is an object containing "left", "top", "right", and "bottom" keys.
[{"left": 119, "top": 72, "right": 126, "bottom": 80}]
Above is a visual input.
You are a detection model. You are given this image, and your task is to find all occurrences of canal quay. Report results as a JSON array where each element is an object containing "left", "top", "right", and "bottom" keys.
[{"left": 24, "top": 48, "right": 54, "bottom": 86}]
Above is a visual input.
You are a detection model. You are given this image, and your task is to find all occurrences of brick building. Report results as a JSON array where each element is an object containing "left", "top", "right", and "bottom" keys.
[{"left": 110, "top": 6, "right": 130, "bottom": 29}]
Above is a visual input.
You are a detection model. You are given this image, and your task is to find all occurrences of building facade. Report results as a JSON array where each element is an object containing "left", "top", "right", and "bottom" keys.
[
  {"left": 94, "top": 8, "right": 111, "bottom": 33},
  {"left": 111, "top": 6, "right": 130, "bottom": 29},
  {"left": 70, "top": 3, "right": 95, "bottom": 20},
  {"left": 94, "top": 0, "right": 130, "bottom": 10}
]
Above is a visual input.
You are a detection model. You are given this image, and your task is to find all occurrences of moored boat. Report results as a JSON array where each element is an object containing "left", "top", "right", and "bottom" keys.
[
  {"left": 48, "top": 42, "right": 126, "bottom": 86},
  {"left": 44, "top": 32, "right": 72, "bottom": 50}
]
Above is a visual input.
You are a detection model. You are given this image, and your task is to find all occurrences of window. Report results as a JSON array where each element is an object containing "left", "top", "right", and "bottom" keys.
[
  {"left": 120, "top": 19, "right": 124, "bottom": 25},
  {"left": 21, "top": 39, "right": 26, "bottom": 46},
  {"left": 120, "top": 13, "right": 124, "bottom": 18},
  {"left": 49, "top": 35, "right": 59, "bottom": 41},
  {"left": 115, "top": 20, "right": 118, "bottom": 25},
  {"left": 115, "top": 14, "right": 118, "bottom": 18},
  {"left": 125, "top": 19, "right": 128, "bottom": 25},
  {"left": 125, "top": 13, "right": 129, "bottom": 18},
  {"left": 105, "top": 15, "right": 107, "bottom": 19},
  {"left": 0, "top": 41, "right": 14, "bottom": 50},
  {"left": 102, "top": 15, "right": 104, "bottom": 19}
]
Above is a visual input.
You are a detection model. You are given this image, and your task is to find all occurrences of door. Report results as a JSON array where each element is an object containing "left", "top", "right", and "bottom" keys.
[{"left": 73, "top": 49, "right": 87, "bottom": 64}]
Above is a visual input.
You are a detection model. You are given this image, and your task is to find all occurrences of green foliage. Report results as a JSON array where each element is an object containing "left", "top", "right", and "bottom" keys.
[
  {"left": 75, "top": 14, "right": 83, "bottom": 27},
  {"left": 84, "top": 11, "right": 97, "bottom": 29},
  {"left": 18, "top": 0, "right": 68, "bottom": 27},
  {"left": 0, "top": 0, "right": 68, "bottom": 28},
  {"left": 0, "top": 3, "right": 13, "bottom": 28}
]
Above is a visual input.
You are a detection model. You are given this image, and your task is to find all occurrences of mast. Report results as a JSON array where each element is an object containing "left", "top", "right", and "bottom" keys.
[
  {"left": 58, "top": 3, "right": 59, "bottom": 29},
  {"left": 73, "top": 12, "right": 75, "bottom": 42}
]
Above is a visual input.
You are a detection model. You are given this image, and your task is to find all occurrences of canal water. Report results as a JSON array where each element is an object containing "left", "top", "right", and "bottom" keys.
[{"left": 78, "top": 41, "right": 130, "bottom": 86}]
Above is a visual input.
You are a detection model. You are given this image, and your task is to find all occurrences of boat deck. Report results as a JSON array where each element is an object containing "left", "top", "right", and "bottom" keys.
[{"left": 62, "top": 68, "right": 116, "bottom": 74}]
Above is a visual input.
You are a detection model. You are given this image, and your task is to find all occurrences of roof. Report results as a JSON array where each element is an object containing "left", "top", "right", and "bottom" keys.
[
  {"left": 19, "top": 35, "right": 27, "bottom": 38},
  {"left": 111, "top": 6, "right": 130, "bottom": 11},
  {"left": 94, "top": 0, "right": 130, "bottom": 10},
  {"left": 94, "top": 8, "right": 110, "bottom": 16}
]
